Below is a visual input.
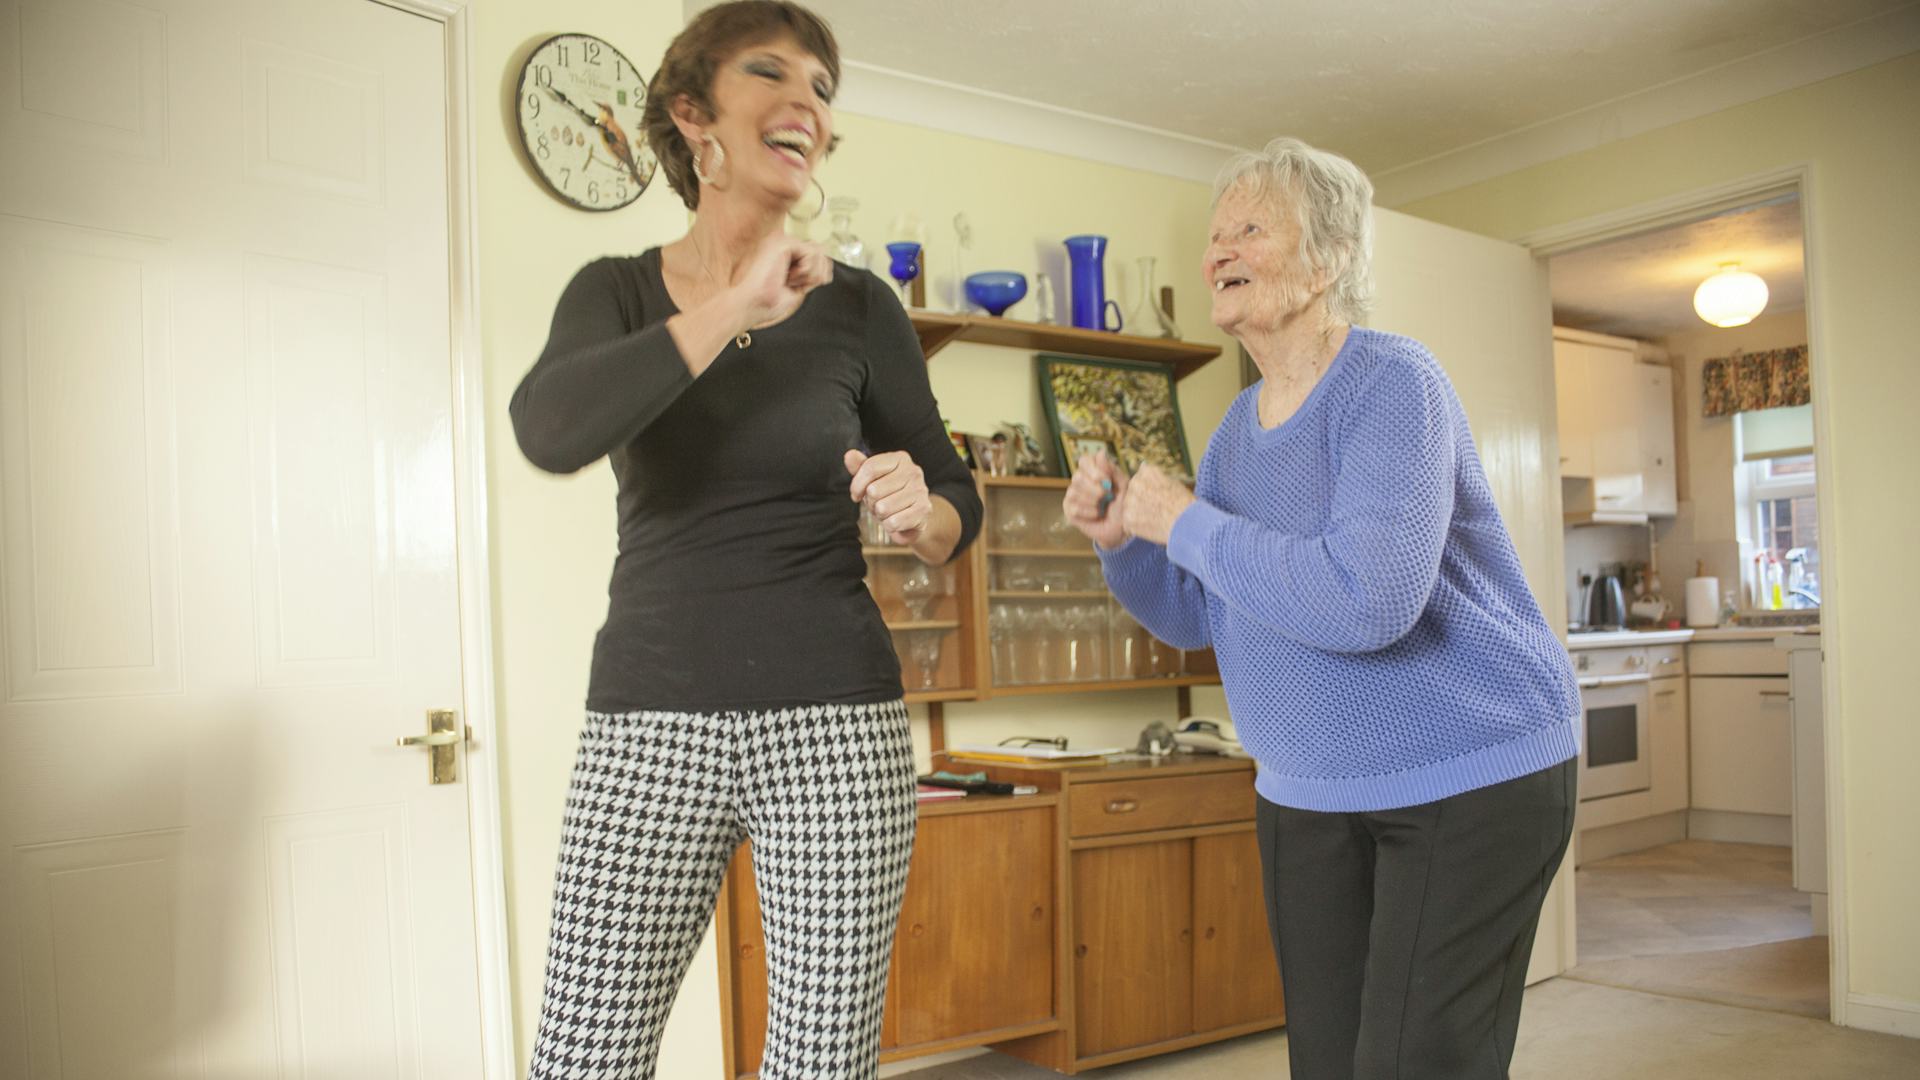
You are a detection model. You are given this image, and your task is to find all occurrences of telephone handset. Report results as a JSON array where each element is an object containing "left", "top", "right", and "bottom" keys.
[{"left": 1172, "top": 717, "right": 1248, "bottom": 757}]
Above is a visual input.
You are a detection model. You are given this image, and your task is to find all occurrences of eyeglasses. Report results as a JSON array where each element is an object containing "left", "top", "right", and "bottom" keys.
[{"left": 998, "top": 735, "right": 1069, "bottom": 751}]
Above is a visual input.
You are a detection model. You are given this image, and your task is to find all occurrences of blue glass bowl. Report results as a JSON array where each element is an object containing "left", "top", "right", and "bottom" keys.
[{"left": 964, "top": 271, "right": 1028, "bottom": 317}]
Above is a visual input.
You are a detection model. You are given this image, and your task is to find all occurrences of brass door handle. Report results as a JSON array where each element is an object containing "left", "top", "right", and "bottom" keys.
[
  {"left": 397, "top": 708, "right": 466, "bottom": 784},
  {"left": 397, "top": 730, "right": 463, "bottom": 748},
  {"left": 1106, "top": 798, "right": 1139, "bottom": 814}
]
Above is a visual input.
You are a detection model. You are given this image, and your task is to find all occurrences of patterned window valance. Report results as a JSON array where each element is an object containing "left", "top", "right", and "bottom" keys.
[{"left": 1701, "top": 345, "right": 1809, "bottom": 418}]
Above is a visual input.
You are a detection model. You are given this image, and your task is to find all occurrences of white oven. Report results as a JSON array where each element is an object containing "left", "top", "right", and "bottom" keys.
[{"left": 1574, "top": 646, "right": 1652, "bottom": 801}]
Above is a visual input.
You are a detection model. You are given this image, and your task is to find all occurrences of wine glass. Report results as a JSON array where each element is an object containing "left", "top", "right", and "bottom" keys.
[
  {"left": 908, "top": 630, "right": 944, "bottom": 689},
  {"left": 1045, "top": 513, "right": 1079, "bottom": 549},
  {"left": 885, "top": 242, "right": 921, "bottom": 307},
  {"left": 989, "top": 604, "right": 1015, "bottom": 685},
  {"left": 899, "top": 563, "right": 936, "bottom": 621},
  {"left": 996, "top": 506, "right": 1032, "bottom": 550}
]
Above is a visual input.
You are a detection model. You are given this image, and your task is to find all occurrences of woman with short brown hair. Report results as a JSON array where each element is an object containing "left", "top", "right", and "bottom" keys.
[{"left": 513, "top": 4, "right": 980, "bottom": 1077}]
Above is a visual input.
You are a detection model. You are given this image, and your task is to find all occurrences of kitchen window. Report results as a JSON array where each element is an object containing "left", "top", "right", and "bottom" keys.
[{"left": 1746, "top": 453, "right": 1819, "bottom": 605}]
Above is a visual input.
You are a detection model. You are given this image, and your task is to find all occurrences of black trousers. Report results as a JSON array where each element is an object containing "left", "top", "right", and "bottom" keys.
[{"left": 1256, "top": 757, "right": 1576, "bottom": 1080}]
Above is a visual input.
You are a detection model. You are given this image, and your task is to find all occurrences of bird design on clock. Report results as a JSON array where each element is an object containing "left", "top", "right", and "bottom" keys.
[{"left": 515, "top": 33, "right": 656, "bottom": 211}]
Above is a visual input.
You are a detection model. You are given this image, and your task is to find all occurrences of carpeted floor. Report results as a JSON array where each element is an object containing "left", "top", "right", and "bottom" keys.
[{"left": 1563, "top": 934, "right": 1829, "bottom": 1018}]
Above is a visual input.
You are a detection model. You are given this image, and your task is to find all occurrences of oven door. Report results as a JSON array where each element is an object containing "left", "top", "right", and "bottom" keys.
[{"left": 1578, "top": 673, "right": 1652, "bottom": 801}]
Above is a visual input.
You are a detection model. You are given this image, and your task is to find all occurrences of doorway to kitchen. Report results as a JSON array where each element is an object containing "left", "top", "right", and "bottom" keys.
[{"left": 1537, "top": 176, "right": 1833, "bottom": 1022}]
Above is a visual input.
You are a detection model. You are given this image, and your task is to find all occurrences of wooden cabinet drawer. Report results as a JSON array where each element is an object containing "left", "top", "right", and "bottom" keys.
[{"left": 1068, "top": 772, "right": 1255, "bottom": 839}]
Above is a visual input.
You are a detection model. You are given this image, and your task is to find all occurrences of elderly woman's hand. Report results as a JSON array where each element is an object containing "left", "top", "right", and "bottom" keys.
[
  {"left": 1120, "top": 462, "right": 1196, "bottom": 547},
  {"left": 845, "top": 448, "right": 931, "bottom": 543},
  {"left": 1063, "top": 452, "right": 1130, "bottom": 549}
]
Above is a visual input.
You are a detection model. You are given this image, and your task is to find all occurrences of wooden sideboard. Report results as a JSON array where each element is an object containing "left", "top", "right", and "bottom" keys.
[{"left": 715, "top": 756, "right": 1282, "bottom": 1077}]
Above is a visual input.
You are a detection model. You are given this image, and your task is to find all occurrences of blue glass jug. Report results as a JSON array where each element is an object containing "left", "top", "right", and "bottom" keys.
[{"left": 1064, "top": 235, "right": 1123, "bottom": 332}]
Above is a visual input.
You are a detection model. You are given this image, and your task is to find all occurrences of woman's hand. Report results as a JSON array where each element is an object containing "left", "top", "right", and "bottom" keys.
[
  {"left": 1063, "top": 452, "right": 1131, "bottom": 549},
  {"left": 1120, "top": 462, "right": 1196, "bottom": 547},
  {"left": 732, "top": 233, "right": 832, "bottom": 330},
  {"left": 845, "top": 449, "right": 931, "bottom": 544}
]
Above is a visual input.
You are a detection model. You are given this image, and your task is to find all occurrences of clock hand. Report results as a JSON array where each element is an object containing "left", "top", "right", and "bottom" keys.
[
  {"left": 591, "top": 102, "right": 647, "bottom": 186},
  {"left": 541, "top": 84, "right": 600, "bottom": 128}
]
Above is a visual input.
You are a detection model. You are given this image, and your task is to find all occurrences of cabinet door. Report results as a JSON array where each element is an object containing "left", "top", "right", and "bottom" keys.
[
  {"left": 1688, "top": 676, "right": 1792, "bottom": 815},
  {"left": 1637, "top": 363, "right": 1678, "bottom": 515},
  {"left": 1072, "top": 841, "right": 1193, "bottom": 1056},
  {"left": 1647, "top": 676, "right": 1689, "bottom": 816},
  {"left": 1191, "top": 832, "right": 1284, "bottom": 1032},
  {"left": 885, "top": 807, "right": 1056, "bottom": 1049},
  {"left": 1553, "top": 342, "right": 1593, "bottom": 479},
  {"left": 1585, "top": 345, "right": 1645, "bottom": 511}
]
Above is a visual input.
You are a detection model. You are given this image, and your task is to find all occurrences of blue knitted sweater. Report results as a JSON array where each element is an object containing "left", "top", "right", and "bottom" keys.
[{"left": 1102, "top": 327, "right": 1580, "bottom": 812}]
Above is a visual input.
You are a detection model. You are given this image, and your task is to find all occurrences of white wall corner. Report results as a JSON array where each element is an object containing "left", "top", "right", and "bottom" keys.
[
  {"left": 1844, "top": 993, "right": 1920, "bottom": 1039},
  {"left": 835, "top": 60, "right": 1247, "bottom": 186},
  {"left": 1371, "top": 5, "right": 1920, "bottom": 208}
]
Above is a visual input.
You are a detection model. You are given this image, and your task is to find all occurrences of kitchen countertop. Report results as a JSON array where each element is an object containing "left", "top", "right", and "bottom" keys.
[{"left": 1565, "top": 624, "right": 1820, "bottom": 650}]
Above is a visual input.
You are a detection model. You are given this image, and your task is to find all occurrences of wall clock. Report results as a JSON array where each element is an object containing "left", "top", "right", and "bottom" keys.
[{"left": 515, "top": 33, "right": 657, "bottom": 211}]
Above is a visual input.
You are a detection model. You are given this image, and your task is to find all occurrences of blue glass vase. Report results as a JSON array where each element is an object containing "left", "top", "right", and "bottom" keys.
[
  {"left": 1064, "top": 235, "right": 1123, "bottom": 332},
  {"left": 885, "top": 242, "right": 921, "bottom": 307}
]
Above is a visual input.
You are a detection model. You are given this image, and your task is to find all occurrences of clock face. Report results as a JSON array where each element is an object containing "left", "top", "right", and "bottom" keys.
[{"left": 515, "top": 33, "right": 657, "bottom": 211}]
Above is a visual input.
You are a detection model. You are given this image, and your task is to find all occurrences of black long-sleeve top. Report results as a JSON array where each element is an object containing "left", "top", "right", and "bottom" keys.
[{"left": 511, "top": 249, "right": 982, "bottom": 713}]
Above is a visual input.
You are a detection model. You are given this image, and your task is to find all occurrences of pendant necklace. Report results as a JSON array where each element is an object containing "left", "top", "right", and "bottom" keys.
[{"left": 691, "top": 231, "right": 752, "bottom": 349}]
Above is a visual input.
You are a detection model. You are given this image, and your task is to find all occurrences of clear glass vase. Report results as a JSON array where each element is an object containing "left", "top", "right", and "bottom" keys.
[
  {"left": 827, "top": 195, "right": 867, "bottom": 270},
  {"left": 1131, "top": 256, "right": 1182, "bottom": 339}
]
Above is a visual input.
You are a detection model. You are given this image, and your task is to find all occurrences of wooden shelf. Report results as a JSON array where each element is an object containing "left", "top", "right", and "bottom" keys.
[
  {"left": 988, "top": 590, "right": 1108, "bottom": 599},
  {"left": 990, "top": 674, "right": 1220, "bottom": 697},
  {"left": 904, "top": 687, "right": 978, "bottom": 704},
  {"left": 988, "top": 547, "right": 1099, "bottom": 559},
  {"left": 862, "top": 545, "right": 921, "bottom": 556},
  {"left": 885, "top": 619, "right": 962, "bottom": 631},
  {"left": 983, "top": 475, "right": 1071, "bottom": 490},
  {"left": 909, "top": 310, "right": 1221, "bottom": 381}
]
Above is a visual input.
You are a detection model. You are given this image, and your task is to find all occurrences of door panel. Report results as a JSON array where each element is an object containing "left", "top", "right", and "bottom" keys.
[
  {"left": 1072, "top": 841, "right": 1193, "bottom": 1057},
  {"left": 1367, "top": 209, "right": 1575, "bottom": 982},
  {"left": 0, "top": 1, "right": 480, "bottom": 1075},
  {"left": 1191, "top": 831, "right": 1283, "bottom": 1032}
]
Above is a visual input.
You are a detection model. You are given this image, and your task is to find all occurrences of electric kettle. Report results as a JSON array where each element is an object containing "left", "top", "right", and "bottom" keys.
[{"left": 1582, "top": 570, "right": 1629, "bottom": 631}]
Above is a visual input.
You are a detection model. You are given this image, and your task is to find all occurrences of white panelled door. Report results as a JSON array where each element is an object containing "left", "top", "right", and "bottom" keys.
[
  {"left": 1367, "top": 208, "right": 1577, "bottom": 983},
  {"left": 0, "top": 0, "right": 485, "bottom": 1076}
]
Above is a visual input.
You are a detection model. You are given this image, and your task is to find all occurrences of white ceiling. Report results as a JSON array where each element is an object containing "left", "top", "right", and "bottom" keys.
[
  {"left": 690, "top": 0, "right": 1913, "bottom": 176},
  {"left": 1548, "top": 196, "right": 1805, "bottom": 340}
]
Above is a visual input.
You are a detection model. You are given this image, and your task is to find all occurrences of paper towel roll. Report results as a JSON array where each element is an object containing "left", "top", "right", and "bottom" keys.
[{"left": 1685, "top": 577, "right": 1719, "bottom": 628}]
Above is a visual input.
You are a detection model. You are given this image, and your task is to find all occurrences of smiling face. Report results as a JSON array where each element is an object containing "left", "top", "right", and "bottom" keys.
[
  {"left": 1203, "top": 182, "right": 1324, "bottom": 338},
  {"left": 687, "top": 34, "right": 834, "bottom": 209}
]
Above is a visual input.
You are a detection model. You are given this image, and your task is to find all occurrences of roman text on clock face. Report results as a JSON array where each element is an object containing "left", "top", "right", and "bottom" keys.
[{"left": 517, "top": 34, "right": 655, "bottom": 211}]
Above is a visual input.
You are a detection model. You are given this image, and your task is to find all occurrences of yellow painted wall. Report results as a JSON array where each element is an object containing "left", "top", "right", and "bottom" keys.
[
  {"left": 474, "top": 9, "right": 1236, "bottom": 1073},
  {"left": 1401, "top": 53, "right": 1920, "bottom": 1017}
]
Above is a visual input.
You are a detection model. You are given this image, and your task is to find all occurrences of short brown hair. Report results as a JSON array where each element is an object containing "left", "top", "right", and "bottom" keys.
[{"left": 641, "top": 1, "right": 841, "bottom": 210}]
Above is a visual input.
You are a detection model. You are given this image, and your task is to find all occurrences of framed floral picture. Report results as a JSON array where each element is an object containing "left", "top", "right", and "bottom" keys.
[{"left": 1037, "top": 354, "right": 1192, "bottom": 481}]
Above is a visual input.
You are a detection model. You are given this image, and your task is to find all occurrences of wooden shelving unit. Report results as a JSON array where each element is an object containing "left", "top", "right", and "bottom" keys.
[{"left": 908, "top": 310, "right": 1222, "bottom": 382}]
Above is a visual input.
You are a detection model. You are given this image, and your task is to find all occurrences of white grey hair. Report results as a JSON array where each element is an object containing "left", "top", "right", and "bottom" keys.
[{"left": 1212, "top": 137, "right": 1375, "bottom": 323}]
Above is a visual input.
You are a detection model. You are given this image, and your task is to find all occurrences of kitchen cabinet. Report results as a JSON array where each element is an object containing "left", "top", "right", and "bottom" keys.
[
  {"left": 1647, "top": 651, "right": 1690, "bottom": 817},
  {"left": 979, "top": 758, "right": 1284, "bottom": 1073},
  {"left": 1688, "top": 671, "right": 1792, "bottom": 817},
  {"left": 1554, "top": 328, "right": 1676, "bottom": 520},
  {"left": 1778, "top": 631, "right": 1827, "bottom": 898},
  {"left": 717, "top": 797, "right": 1059, "bottom": 1077}
]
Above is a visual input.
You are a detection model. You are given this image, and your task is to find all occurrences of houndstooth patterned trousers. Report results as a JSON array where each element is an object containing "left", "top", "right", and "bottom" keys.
[{"left": 527, "top": 700, "right": 918, "bottom": 1080}]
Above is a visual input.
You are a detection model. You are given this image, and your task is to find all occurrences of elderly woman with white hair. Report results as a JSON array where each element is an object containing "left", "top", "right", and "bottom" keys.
[{"left": 1064, "top": 137, "right": 1581, "bottom": 1079}]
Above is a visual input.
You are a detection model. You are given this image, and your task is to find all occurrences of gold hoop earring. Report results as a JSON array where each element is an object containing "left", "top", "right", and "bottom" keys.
[
  {"left": 691, "top": 134, "right": 724, "bottom": 186},
  {"left": 788, "top": 176, "right": 827, "bottom": 224}
]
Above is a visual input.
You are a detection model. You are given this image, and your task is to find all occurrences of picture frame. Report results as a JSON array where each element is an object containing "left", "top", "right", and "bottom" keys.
[
  {"left": 967, "top": 433, "right": 1008, "bottom": 475},
  {"left": 1059, "top": 434, "right": 1117, "bottom": 471},
  {"left": 1037, "top": 354, "right": 1193, "bottom": 481}
]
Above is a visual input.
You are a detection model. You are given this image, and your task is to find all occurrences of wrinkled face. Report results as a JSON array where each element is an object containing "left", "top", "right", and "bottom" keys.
[
  {"left": 698, "top": 35, "right": 835, "bottom": 206},
  {"left": 1203, "top": 183, "right": 1321, "bottom": 337}
]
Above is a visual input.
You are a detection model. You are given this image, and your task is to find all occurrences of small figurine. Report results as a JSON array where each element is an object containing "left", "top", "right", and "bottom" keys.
[{"left": 1001, "top": 421, "right": 1047, "bottom": 476}]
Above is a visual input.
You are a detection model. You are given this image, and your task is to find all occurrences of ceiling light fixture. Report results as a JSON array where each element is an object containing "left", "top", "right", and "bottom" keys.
[{"left": 1693, "top": 263, "right": 1769, "bottom": 328}]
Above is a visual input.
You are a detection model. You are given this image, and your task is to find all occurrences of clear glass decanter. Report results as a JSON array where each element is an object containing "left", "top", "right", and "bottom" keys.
[{"left": 827, "top": 195, "right": 867, "bottom": 269}]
